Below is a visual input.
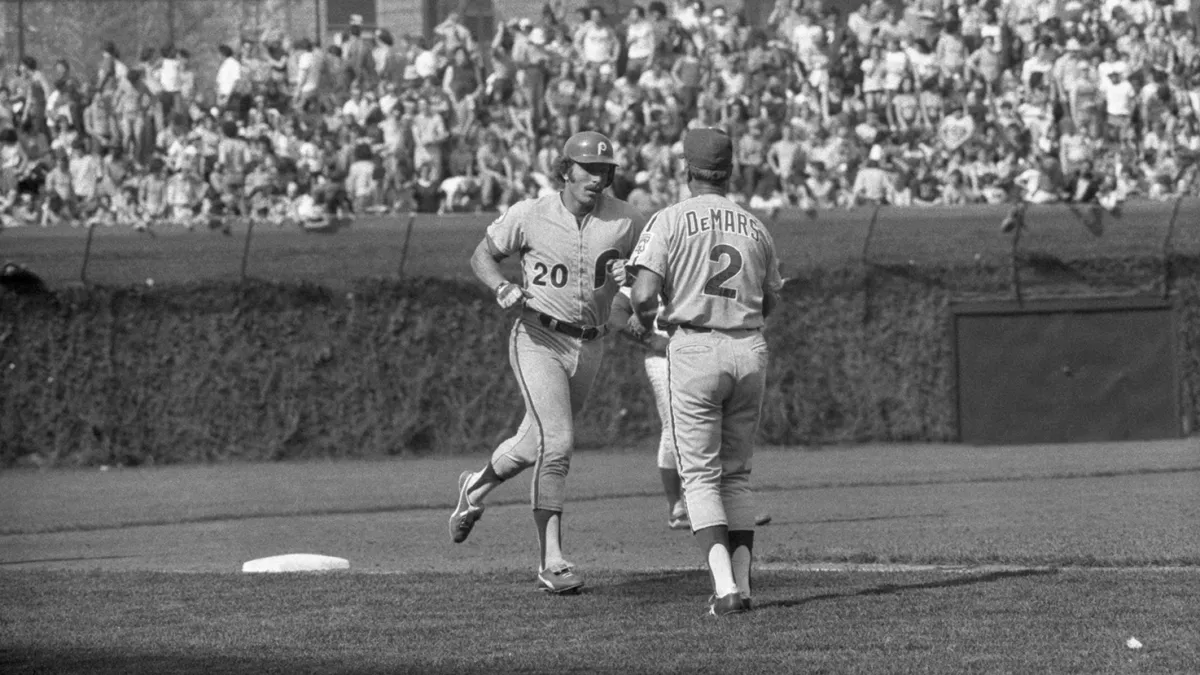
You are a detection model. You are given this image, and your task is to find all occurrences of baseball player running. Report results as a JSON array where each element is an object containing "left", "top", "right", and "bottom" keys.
[
  {"left": 626, "top": 128, "right": 783, "bottom": 617},
  {"left": 449, "top": 131, "right": 647, "bottom": 595}
]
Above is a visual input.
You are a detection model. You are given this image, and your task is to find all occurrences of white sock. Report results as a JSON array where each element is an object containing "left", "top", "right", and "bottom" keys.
[
  {"left": 731, "top": 545, "right": 752, "bottom": 599},
  {"left": 707, "top": 545, "right": 738, "bottom": 597}
]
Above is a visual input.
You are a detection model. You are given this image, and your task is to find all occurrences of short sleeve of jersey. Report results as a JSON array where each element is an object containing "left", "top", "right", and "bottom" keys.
[
  {"left": 629, "top": 208, "right": 651, "bottom": 250},
  {"left": 628, "top": 212, "right": 670, "bottom": 279},
  {"left": 485, "top": 202, "right": 526, "bottom": 256}
]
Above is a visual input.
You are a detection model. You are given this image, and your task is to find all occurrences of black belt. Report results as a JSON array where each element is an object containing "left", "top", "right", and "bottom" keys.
[
  {"left": 535, "top": 312, "right": 605, "bottom": 341},
  {"left": 665, "top": 323, "right": 759, "bottom": 337},
  {"left": 665, "top": 323, "right": 713, "bottom": 336}
]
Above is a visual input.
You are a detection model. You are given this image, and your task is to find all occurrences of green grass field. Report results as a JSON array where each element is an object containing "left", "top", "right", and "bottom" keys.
[
  {"left": 2, "top": 441, "right": 1198, "bottom": 673},
  {"left": 5, "top": 203, "right": 1200, "bottom": 672},
  {"left": 4, "top": 568, "right": 1197, "bottom": 674}
]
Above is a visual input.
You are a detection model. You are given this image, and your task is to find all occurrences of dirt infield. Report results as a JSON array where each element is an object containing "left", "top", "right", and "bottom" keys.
[{"left": 2, "top": 440, "right": 1197, "bottom": 574}]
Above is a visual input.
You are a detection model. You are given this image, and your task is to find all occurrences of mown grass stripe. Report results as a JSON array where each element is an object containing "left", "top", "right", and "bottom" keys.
[{"left": 4, "top": 465, "right": 1194, "bottom": 536}]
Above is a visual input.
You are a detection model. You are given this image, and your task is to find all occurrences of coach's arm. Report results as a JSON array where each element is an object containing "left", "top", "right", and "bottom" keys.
[{"left": 628, "top": 267, "right": 663, "bottom": 337}]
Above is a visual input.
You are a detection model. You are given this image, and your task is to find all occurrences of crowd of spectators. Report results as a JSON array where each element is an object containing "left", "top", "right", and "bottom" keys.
[{"left": 2, "top": 0, "right": 1200, "bottom": 231}]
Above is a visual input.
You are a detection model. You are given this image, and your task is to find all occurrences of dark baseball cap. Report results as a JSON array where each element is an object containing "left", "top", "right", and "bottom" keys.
[{"left": 684, "top": 128, "right": 733, "bottom": 172}]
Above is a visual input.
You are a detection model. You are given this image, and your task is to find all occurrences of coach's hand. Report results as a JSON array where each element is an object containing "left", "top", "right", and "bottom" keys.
[
  {"left": 607, "top": 258, "right": 629, "bottom": 286},
  {"left": 495, "top": 282, "right": 532, "bottom": 309}
]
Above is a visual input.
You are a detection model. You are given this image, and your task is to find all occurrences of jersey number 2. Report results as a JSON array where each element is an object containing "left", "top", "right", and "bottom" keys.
[{"left": 702, "top": 244, "right": 743, "bottom": 299}]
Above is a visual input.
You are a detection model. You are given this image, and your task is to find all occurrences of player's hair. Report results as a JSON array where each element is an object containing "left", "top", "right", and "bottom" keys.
[
  {"left": 555, "top": 156, "right": 615, "bottom": 189},
  {"left": 687, "top": 166, "right": 731, "bottom": 185}
]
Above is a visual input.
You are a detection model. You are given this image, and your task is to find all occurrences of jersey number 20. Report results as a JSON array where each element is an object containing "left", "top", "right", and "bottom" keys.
[
  {"left": 531, "top": 251, "right": 622, "bottom": 288},
  {"left": 532, "top": 262, "right": 569, "bottom": 287},
  {"left": 702, "top": 244, "right": 743, "bottom": 299}
]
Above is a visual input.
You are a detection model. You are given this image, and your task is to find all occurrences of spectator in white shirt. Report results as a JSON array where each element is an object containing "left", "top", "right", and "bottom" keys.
[
  {"left": 159, "top": 45, "right": 181, "bottom": 117},
  {"left": 767, "top": 123, "right": 801, "bottom": 187},
  {"left": 636, "top": 60, "right": 675, "bottom": 101},
  {"left": 413, "top": 43, "right": 440, "bottom": 81},
  {"left": 576, "top": 7, "right": 619, "bottom": 95},
  {"left": 789, "top": 12, "right": 823, "bottom": 67},
  {"left": 674, "top": 0, "right": 706, "bottom": 33},
  {"left": 1097, "top": 45, "right": 1128, "bottom": 92},
  {"left": 293, "top": 39, "right": 322, "bottom": 113},
  {"left": 342, "top": 86, "right": 366, "bottom": 125},
  {"left": 845, "top": 3, "right": 876, "bottom": 47},
  {"left": 379, "top": 81, "right": 401, "bottom": 117},
  {"left": 707, "top": 5, "right": 738, "bottom": 51},
  {"left": 625, "top": 5, "right": 658, "bottom": 81},
  {"left": 215, "top": 44, "right": 243, "bottom": 112},
  {"left": 852, "top": 157, "right": 894, "bottom": 204},
  {"left": 1103, "top": 71, "right": 1136, "bottom": 142}
]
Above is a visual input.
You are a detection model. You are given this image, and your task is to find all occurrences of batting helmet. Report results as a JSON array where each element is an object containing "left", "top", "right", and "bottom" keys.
[{"left": 563, "top": 131, "right": 619, "bottom": 166}]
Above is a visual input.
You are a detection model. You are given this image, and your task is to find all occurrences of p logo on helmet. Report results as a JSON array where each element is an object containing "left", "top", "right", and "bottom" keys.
[{"left": 563, "top": 130, "right": 620, "bottom": 187}]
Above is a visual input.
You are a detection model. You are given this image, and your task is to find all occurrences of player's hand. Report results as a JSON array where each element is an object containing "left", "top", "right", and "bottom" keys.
[
  {"left": 495, "top": 282, "right": 531, "bottom": 309},
  {"left": 625, "top": 313, "right": 648, "bottom": 339},
  {"left": 645, "top": 334, "right": 669, "bottom": 356},
  {"left": 607, "top": 258, "right": 629, "bottom": 286}
]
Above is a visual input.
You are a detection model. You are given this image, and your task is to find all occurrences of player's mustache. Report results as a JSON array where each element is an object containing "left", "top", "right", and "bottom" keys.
[{"left": 570, "top": 177, "right": 603, "bottom": 192}]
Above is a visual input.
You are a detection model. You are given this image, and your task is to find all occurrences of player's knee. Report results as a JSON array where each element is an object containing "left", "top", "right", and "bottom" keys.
[
  {"left": 536, "top": 424, "right": 574, "bottom": 457},
  {"left": 539, "top": 452, "right": 571, "bottom": 478}
]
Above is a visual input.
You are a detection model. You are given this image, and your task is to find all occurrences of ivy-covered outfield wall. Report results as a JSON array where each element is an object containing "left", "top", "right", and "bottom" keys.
[
  {"left": 2, "top": 258, "right": 1197, "bottom": 468},
  {"left": 2, "top": 200, "right": 1199, "bottom": 467}
]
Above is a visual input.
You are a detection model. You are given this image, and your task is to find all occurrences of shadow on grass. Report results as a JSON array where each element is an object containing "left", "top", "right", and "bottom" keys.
[
  {"left": 788, "top": 512, "right": 947, "bottom": 526},
  {"left": 759, "top": 568, "right": 1060, "bottom": 611},
  {"left": 0, "top": 555, "right": 134, "bottom": 566},
  {"left": 600, "top": 570, "right": 707, "bottom": 595},
  {"left": 0, "top": 649, "right": 461, "bottom": 675}
]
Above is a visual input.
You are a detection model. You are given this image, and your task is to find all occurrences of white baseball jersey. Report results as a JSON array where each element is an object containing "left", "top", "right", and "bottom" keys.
[
  {"left": 488, "top": 192, "right": 646, "bottom": 327},
  {"left": 629, "top": 193, "right": 783, "bottom": 330}
]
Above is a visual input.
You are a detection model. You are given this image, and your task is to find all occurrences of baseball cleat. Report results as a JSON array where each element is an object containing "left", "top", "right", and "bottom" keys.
[
  {"left": 754, "top": 513, "right": 772, "bottom": 526},
  {"left": 537, "top": 562, "right": 584, "bottom": 594},
  {"left": 668, "top": 501, "right": 690, "bottom": 530},
  {"left": 708, "top": 592, "right": 747, "bottom": 617},
  {"left": 449, "top": 471, "right": 485, "bottom": 543}
]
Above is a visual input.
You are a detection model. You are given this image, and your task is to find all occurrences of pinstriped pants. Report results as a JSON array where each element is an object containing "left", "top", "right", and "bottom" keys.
[
  {"left": 489, "top": 318, "right": 604, "bottom": 512},
  {"left": 667, "top": 328, "right": 768, "bottom": 532}
]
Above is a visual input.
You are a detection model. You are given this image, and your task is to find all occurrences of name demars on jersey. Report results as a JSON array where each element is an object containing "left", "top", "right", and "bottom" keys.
[{"left": 682, "top": 208, "right": 764, "bottom": 242}]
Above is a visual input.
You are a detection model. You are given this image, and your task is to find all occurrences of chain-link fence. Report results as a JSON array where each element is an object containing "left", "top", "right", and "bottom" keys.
[{"left": 1, "top": 0, "right": 316, "bottom": 96}]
